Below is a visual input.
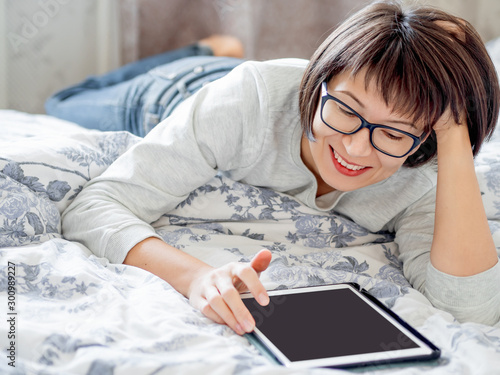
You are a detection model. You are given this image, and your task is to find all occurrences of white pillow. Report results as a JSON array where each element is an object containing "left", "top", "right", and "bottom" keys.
[{"left": 0, "top": 111, "right": 140, "bottom": 246}]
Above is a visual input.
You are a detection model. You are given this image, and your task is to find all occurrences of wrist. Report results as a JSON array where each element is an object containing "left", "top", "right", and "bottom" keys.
[
  {"left": 125, "top": 237, "right": 213, "bottom": 298},
  {"left": 186, "top": 263, "right": 214, "bottom": 298},
  {"left": 435, "top": 124, "right": 472, "bottom": 157}
]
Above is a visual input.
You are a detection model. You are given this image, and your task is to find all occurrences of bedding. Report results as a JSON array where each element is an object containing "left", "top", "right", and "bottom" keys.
[{"left": 0, "top": 106, "right": 499, "bottom": 375}]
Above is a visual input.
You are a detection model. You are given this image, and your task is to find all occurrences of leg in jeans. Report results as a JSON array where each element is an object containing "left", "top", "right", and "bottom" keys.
[
  {"left": 45, "top": 44, "right": 215, "bottom": 135},
  {"left": 141, "top": 56, "right": 244, "bottom": 134}
]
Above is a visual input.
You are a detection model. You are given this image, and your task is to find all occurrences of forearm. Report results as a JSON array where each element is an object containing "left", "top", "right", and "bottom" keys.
[
  {"left": 123, "top": 237, "right": 213, "bottom": 297},
  {"left": 123, "top": 237, "right": 272, "bottom": 334},
  {"left": 431, "top": 124, "right": 498, "bottom": 276}
]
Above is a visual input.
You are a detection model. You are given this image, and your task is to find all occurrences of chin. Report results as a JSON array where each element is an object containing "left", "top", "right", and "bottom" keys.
[{"left": 324, "top": 168, "right": 387, "bottom": 192}]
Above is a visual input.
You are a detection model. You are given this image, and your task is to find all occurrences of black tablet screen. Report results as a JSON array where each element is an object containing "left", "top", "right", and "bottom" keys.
[{"left": 243, "top": 288, "right": 419, "bottom": 362}]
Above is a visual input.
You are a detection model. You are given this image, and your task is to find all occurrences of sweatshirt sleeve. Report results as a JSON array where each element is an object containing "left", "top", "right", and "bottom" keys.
[
  {"left": 61, "top": 62, "right": 269, "bottom": 264},
  {"left": 391, "top": 186, "right": 500, "bottom": 325}
]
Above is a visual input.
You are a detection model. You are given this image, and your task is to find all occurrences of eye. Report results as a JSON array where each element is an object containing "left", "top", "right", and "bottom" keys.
[
  {"left": 382, "top": 130, "right": 404, "bottom": 141},
  {"left": 336, "top": 103, "right": 357, "bottom": 118}
]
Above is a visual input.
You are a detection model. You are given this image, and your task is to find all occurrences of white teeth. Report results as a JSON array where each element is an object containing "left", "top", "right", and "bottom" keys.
[{"left": 333, "top": 150, "right": 366, "bottom": 171}]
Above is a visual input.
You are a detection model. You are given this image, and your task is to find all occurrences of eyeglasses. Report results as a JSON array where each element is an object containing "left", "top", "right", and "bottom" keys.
[{"left": 320, "top": 81, "right": 427, "bottom": 158}]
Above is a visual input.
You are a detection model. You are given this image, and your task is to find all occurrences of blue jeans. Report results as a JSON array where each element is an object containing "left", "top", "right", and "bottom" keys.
[{"left": 45, "top": 44, "right": 244, "bottom": 136}]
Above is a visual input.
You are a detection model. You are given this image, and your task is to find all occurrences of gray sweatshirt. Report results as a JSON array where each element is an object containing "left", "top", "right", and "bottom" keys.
[{"left": 62, "top": 58, "right": 500, "bottom": 325}]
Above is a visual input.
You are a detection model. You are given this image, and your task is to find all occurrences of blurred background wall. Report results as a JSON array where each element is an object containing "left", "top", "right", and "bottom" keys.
[
  {"left": 1, "top": 0, "right": 121, "bottom": 113},
  {"left": 2, "top": 0, "right": 500, "bottom": 114}
]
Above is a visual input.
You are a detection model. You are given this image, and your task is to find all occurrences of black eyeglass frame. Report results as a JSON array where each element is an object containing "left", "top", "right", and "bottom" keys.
[{"left": 320, "top": 81, "right": 427, "bottom": 158}]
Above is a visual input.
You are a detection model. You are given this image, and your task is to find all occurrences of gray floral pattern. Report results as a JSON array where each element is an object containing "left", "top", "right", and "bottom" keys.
[
  {"left": 1, "top": 110, "right": 500, "bottom": 374},
  {"left": 0, "top": 129, "right": 140, "bottom": 247}
]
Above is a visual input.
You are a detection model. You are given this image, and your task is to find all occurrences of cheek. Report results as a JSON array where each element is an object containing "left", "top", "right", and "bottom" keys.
[
  {"left": 378, "top": 155, "right": 406, "bottom": 176},
  {"left": 311, "top": 111, "right": 333, "bottom": 141}
]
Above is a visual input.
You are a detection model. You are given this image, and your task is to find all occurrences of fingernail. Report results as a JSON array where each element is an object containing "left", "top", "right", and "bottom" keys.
[
  {"left": 243, "top": 319, "right": 254, "bottom": 332},
  {"left": 235, "top": 323, "right": 245, "bottom": 335},
  {"left": 258, "top": 293, "right": 269, "bottom": 305}
]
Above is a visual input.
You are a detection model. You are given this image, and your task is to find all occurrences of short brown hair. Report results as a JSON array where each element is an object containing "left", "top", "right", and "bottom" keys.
[{"left": 299, "top": 0, "right": 499, "bottom": 167}]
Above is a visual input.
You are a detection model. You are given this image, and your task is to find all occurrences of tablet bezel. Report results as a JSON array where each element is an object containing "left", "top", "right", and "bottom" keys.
[{"left": 241, "top": 283, "right": 440, "bottom": 369}]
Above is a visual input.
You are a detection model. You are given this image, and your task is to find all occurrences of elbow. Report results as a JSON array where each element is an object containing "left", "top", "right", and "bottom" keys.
[
  {"left": 425, "top": 290, "right": 500, "bottom": 326},
  {"left": 423, "top": 261, "right": 500, "bottom": 326}
]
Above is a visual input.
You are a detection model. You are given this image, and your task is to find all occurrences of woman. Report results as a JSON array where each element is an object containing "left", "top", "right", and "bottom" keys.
[
  {"left": 45, "top": 35, "right": 245, "bottom": 136},
  {"left": 55, "top": 0, "right": 500, "bottom": 335}
]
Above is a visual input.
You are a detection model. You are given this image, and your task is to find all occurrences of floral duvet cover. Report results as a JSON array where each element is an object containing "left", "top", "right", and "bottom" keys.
[{"left": 0, "top": 110, "right": 499, "bottom": 375}]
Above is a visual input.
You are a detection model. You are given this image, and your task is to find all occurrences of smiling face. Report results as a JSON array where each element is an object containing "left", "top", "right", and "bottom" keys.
[{"left": 301, "top": 69, "right": 425, "bottom": 196}]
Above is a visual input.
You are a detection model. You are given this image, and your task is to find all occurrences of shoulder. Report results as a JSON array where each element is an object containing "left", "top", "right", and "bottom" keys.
[
  {"left": 232, "top": 59, "right": 309, "bottom": 105},
  {"left": 375, "top": 163, "right": 438, "bottom": 211},
  {"left": 335, "top": 164, "right": 437, "bottom": 231},
  {"left": 390, "top": 163, "right": 437, "bottom": 193},
  {"left": 195, "top": 58, "right": 308, "bottom": 108},
  {"left": 237, "top": 58, "right": 309, "bottom": 76}
]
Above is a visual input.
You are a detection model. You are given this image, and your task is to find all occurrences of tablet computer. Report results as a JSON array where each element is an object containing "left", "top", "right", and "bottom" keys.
[{"left": 241, "top": 283, "right": 440, "bottom": 369}]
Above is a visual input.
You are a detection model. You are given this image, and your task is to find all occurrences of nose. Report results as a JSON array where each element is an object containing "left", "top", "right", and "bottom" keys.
[{"left": 342, "top": 128, "right": 372, "bottom": 158}]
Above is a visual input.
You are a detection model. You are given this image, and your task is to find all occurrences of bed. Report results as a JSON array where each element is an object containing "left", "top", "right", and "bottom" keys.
[
  {"left": 0, "top": 109, "right": 499, "bottom": 375},
  {"left": 2, "top": 47, "right": 500, "bottom": 373}
]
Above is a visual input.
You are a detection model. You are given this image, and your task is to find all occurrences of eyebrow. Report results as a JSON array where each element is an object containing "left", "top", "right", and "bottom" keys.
[{"left": 335, "top": 90, "right": 418, "bottom": 129}]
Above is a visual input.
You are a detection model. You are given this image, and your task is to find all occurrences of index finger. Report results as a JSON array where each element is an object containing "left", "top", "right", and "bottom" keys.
[
  {"left": 215, "top": 276, "right": 256, "bottom": 333},
  {"left": 235, "top": 262, "right": 269, "bottom": 306}
]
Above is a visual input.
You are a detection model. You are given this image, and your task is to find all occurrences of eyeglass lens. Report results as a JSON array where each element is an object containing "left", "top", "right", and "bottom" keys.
[{"left": 322, "top": 99, "right": 416, "bottom": 157}]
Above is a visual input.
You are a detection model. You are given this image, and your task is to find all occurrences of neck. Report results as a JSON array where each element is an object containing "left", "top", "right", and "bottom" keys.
[
  {"left": 300, "top": 135, "right": 335, "bottom": 197},
  {"left": 316, "top": 181, "right": 335, "bottom": 197}
]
